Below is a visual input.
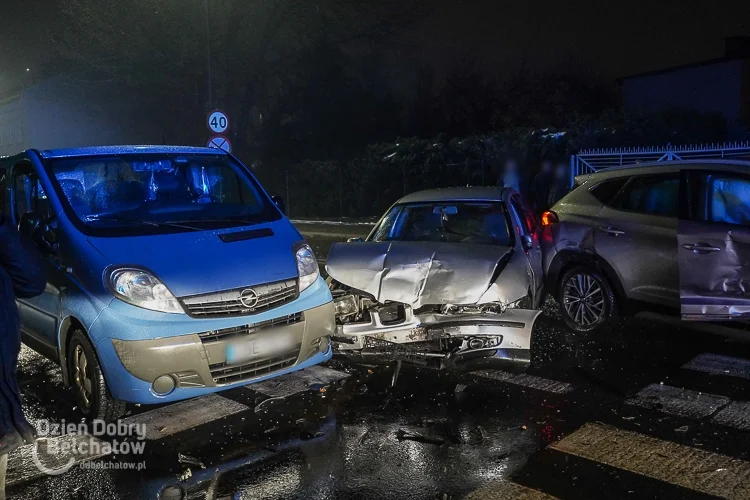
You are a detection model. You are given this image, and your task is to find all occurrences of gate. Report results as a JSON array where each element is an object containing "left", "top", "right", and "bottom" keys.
[{"left": 570, "top": 141, "right": 750, "bottom": 186}]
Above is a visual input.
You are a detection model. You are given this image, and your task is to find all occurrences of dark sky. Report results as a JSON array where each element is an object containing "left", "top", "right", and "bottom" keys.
[
  {"left": 2, "top": 0, "right": 749, "bottom": 94},
  {"left": 418, "top": 0, "right": 750, "bottom": 78}
]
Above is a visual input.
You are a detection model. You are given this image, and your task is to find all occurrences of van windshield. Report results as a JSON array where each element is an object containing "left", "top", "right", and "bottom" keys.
[{"left": 47, "top": 154, "right": 281, "bottom": 235}]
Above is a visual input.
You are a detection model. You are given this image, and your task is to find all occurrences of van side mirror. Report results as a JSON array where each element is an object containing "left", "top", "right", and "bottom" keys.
[
  {"left": 19, "top": 212, "right": 43, "bottom": 240},
  {"left": 347, "top": 237, "right": 363, "bottom": 243},
  {"left": 271, "top": 195, "right": 286, "bottom": 215}
]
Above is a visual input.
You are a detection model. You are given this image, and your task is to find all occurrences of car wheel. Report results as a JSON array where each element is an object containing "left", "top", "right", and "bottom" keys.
[
  {"left": 557, "top": 266, "right": 618, "bottom": 336},
  {"left": 67, "top": 329, "right": 127, "bottom": 421}
]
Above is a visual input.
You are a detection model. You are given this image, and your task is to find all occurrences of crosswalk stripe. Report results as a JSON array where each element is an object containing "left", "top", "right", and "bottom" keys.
[
  {"left": 463, "top": 480, "right": 558, "bottom": 499},
  {"left": 550, "top": 423, "right": 750, "bottom": 499},
  {"left": 626, "top": 383, "right": 730, "bottom": 419},
  {"left": 249, "top": 366, "right": 350, "bottom": 398},
  {"left": 472, "top": 370, "right": 574, "bottom": 394},
  {"left": 120, "top": 393, "right": 249, "bottom": 440},
  {"left": 683, "top": 353, "right": 750, "bottom": 380},
  {"left": 7, "top": 434, "right": 109, "bottom": 487},
  {"left": 712, "top": 401, "right": 750, "bottom": 431}
]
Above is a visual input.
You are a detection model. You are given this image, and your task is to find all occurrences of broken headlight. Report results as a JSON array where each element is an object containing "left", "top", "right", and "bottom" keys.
[
  {"left": 506, "top": 295, "right": 532, "bottom": 310},
  {"left": 441, "top": 303, "right": 506, "bottom": 315},
  {"left": 333, "top": 294, "right": 359, "bottom": 318}
]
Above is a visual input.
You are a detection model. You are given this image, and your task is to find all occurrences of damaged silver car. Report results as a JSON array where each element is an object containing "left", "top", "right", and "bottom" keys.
[
  {"left": 326, "top": 187, "right": 544, "bottom": 369},
  {"left": 542, "top": 160, "right": 750, "bottom": 335}
]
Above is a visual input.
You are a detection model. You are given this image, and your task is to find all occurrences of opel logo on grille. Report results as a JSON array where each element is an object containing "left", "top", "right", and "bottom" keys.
[{"left": 239, "top": 288, "right": 259, "bottom": 309}]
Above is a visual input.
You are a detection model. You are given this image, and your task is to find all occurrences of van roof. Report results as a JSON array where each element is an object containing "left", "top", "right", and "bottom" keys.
[{"left": 38, "top": 145, "right": 227, "bottom": 159}]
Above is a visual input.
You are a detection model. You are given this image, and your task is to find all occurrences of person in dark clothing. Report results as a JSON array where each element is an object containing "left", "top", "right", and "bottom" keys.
[
  {"left": 0, "top": 210, "right": 46, "bottom": 497},
  {"left": 528, "top": 160, "right": 553, "bottom": 213},
  {"left": 547, "top": 162, "right": 571, "bottom": 208}
]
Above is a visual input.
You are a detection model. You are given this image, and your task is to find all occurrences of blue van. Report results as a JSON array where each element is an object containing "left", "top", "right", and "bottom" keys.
[{"left": 0, "top": 146, "right": 334, "bottom": 420}]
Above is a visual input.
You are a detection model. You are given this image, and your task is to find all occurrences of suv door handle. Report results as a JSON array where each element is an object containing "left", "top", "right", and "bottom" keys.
[
  {"left": 682, "top": 242, "right": 721, "bottom": 254},
  {"left": 599, "top": 226, "right": 625, "bottom": 236}
]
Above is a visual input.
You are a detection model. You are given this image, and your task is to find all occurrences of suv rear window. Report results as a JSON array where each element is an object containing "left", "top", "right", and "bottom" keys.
[
  {"left": 589, "top": 178, "right": 628, "bottom": 205},
  {"left": 611, "top": 174, "right": 680, "bottom": 217}
]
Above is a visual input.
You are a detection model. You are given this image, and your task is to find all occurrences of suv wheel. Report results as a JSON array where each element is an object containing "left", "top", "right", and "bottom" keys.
[
  {"left": 67, "top": 329, "right": 127, "bottom": 421},
  {"left": 558, "top": 266, "right": 618, "bottom": 336}
]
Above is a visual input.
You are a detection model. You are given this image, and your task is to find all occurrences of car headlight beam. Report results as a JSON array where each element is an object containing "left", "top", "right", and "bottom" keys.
[{"left": 106, "top": 267, "right": 184, "bottom": 314}]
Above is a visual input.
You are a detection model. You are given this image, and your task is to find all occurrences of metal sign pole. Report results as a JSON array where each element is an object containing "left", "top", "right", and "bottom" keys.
[{"left": 205, "top": 0, "right": 212, "bottom": 109}]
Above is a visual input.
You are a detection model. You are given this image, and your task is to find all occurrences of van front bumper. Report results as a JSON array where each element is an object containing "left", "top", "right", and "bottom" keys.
[{"left": 89, "top": 278, "right": 335, "bottom": 404}]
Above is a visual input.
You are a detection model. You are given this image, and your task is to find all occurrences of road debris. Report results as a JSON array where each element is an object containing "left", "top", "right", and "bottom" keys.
[
  {"left": 178, "top": 468, "right": 192, "bottom": 481},
  {"left": 396, "top": 429, "right": 445, "bottom": 445},
  {"left": 178, "top": 453, "right": 206, "bottom": 469},
  {"left": 392, "top": 360, "right": 402, "bottom": 387}
]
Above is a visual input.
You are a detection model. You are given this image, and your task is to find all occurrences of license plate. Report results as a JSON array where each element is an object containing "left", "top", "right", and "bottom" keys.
[{"left": 226, "top": 332, "right": 295, "bottom": 365}]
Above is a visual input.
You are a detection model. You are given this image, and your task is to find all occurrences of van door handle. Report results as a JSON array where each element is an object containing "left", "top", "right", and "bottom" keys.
[
  {"left": 682, "top": 242, "right": 721, "bottom": 254},
  {"left": 599, "top": 226, "right": 625, "bottom": 236}
]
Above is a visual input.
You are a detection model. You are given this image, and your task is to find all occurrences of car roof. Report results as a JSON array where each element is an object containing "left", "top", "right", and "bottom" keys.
[
  {"left": 36, "top": 145, "right": 227, "bottom": 159},
  {"left": 396, "top": 186, "right": 510, "bottom": 204},
  {"left": 577, "top": 159, "right": 750, "bottom": 183}
]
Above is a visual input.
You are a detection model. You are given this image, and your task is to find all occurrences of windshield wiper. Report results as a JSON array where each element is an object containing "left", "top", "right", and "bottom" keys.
[{"left": 83, "top": 214, "right": 201, "bottom": 231}]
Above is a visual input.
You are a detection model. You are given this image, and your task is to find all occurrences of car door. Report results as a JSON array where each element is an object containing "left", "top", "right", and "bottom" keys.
[
  {"left": 11, "top": 161, "right": 62, "bottom": 353},
  {"left": 679, "top": 169, "right": 750, "bottom": 321},
  {"left": 593, "top": 172, "right": 681, "bottom": 308},
  {"left": 508, "top": 193, "right": 544, "bottom": 306}
]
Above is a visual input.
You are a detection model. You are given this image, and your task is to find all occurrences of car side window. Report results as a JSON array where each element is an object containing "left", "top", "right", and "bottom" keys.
[
  {"left": 705, "top": 173, "right": 750, "bottom": 226},
  {"left": 611, "top": 174, "right": 680, "bottom": 218},
  {"left": 589, "top": 178, "right": 628, "bottom": 205}
]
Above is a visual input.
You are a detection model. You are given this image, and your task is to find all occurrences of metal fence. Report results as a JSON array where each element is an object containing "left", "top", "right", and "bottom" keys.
[{"left": 569, "top": 141, "right": 750, "bottom": 185}]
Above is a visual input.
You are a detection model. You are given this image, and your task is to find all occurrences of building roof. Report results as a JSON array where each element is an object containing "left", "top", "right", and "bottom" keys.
[
  {"left": 396, "top": 186, "right": 507, "bottom": 204},
  {"left": 37, "top": 145, "right": 226, "bottom": 159}
]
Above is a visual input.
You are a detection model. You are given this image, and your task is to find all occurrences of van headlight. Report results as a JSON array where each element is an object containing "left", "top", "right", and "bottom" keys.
[
  {"left": 294, "top": 243, "right": 319, "bottom": 293},
  {"left": 106, "top": 267, "right": 184, "bottom": 314}
]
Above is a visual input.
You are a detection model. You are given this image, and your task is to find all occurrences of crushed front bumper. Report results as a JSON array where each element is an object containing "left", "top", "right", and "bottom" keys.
[{"left": 333, "top": 307, "right": 540, "bottom": 367}]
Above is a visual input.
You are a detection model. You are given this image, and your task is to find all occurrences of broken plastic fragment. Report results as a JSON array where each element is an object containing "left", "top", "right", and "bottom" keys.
[
  {"left": 178, "top": 468, "right": 192, "bottom": 481},
  {"left": 178, "top": 453, "right": 205, "bottom": 469}
]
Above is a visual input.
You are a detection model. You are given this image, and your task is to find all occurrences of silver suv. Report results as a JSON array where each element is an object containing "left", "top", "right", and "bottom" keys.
[{"left": 541, "top": 160, "right": 750, "bottom": 335}]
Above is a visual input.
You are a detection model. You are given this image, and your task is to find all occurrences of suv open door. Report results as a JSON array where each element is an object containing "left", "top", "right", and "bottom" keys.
[{"left": 679, "top": 170, "right": 750, "bottom": 321}]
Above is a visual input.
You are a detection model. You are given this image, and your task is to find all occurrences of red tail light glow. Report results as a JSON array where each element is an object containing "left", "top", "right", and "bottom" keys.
[{"left": 541, "top": 210, "right": 559, "bottom": 226}]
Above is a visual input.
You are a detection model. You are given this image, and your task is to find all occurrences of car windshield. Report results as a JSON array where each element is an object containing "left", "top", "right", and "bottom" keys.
[
  {"left": 371, "top": 202, "right": 512, "bottom": 246},
  {"left": 47, "top": 154, "right": 280, "bottom": 234}
]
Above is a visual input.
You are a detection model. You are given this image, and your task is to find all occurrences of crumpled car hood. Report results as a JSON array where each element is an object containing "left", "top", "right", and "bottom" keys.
[{"left": 325, "top": 241, "right": 515, "bottom": 308}]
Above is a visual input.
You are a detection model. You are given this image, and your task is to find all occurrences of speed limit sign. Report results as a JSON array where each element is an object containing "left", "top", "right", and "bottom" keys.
[{"left": 207, "top": 110, "right": 229, "bottom": 134}]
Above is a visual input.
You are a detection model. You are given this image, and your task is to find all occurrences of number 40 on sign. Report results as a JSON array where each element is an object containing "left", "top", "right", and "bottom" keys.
[{"left": 207, "top": 110, "right": 229, "bottom": 134}]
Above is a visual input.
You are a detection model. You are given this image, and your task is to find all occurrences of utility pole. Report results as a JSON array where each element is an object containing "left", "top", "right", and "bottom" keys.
[{"left": 205, "top": 0, "right": 212, "bottom": 109}]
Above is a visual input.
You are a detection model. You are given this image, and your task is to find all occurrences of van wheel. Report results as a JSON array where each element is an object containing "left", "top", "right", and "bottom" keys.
[
  {"left": 67, "top": 329, "right": 127, "bottom": 421},
  {"left": 557, "top": 266, "right": 618, "bottom": 336}
]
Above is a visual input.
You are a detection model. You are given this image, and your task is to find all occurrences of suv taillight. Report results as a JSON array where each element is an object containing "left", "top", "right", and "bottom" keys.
[{"left": 541, "top": 210, "right": 559, "bottom": 226}]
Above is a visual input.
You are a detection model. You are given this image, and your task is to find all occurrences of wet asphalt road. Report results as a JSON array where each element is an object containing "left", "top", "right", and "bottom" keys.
[{"left": 7, "top": 224, "right": 750, "bottom": 499}]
